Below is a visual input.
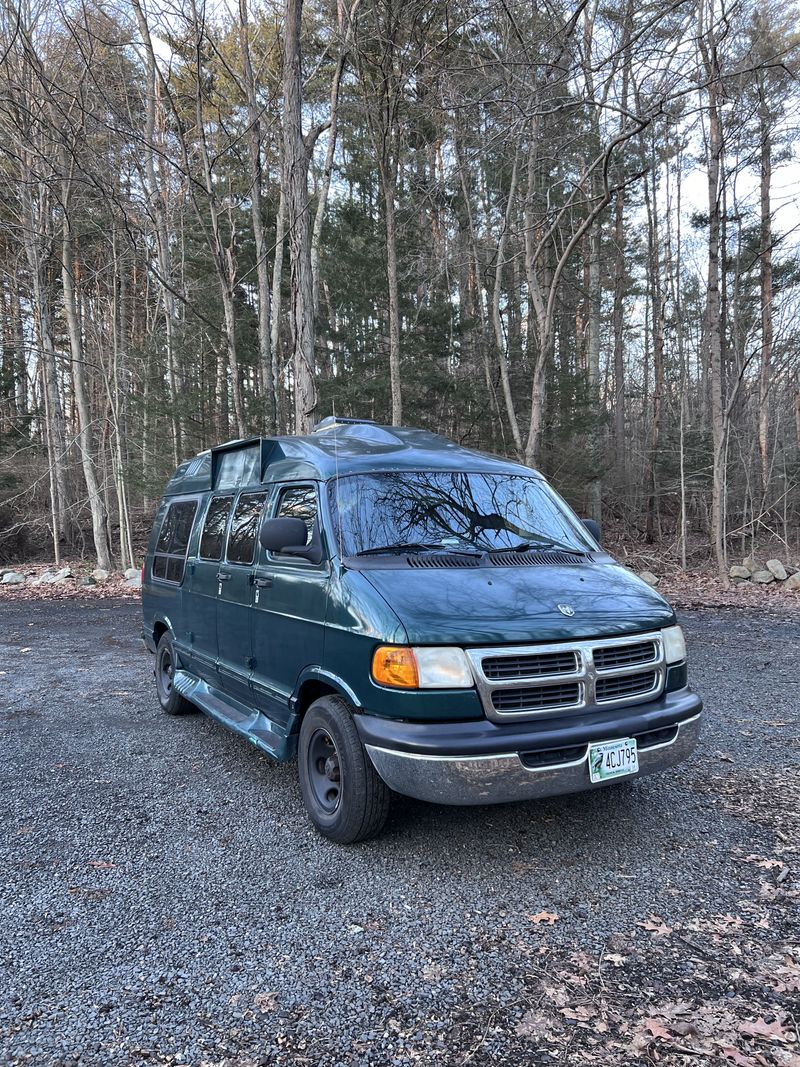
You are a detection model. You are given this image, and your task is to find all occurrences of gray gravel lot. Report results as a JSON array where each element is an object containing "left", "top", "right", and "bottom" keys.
[{"left": 1, "top": 598, "right": 798, "bottom": 1066}]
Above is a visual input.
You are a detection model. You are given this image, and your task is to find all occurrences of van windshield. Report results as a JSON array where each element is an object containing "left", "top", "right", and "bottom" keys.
[{"left": 328, "top": 471, "right": 595, "bottom": 557}]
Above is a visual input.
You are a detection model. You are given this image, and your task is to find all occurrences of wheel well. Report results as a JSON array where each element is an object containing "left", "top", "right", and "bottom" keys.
[
  {"left": 153, "top": 621, "right": 169, "bottom": 646},
  {"left": 295, "top": 679, "right": 339, "bottom": 718}
]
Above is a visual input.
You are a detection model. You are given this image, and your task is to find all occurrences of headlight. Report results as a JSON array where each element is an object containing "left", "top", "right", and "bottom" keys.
[
  {"left": 662, "top": 625, "right": 686, "bottom": 664},
  {"left": 371, "top": 646, "right": 474, "bottom": 689}
]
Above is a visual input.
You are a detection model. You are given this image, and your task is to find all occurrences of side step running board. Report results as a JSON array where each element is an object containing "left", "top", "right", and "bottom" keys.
[{"left": 172, "top": 670, "right": 294, "bottom": 761}]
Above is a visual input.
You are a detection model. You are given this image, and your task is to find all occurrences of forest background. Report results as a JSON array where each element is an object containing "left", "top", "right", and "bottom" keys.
[{"left": 1, "top": 0, "right": 799, "bottom": 585}]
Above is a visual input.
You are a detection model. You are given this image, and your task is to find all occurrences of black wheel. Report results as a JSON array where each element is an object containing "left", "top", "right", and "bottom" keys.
[
  {"left": 155, "top": 631, "right": 195, "bottom": 715},
  {"left": 298, "top": 695, "right": 390, "bottom": 844}
]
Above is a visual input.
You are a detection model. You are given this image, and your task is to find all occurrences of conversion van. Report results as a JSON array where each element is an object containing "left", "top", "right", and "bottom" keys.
[{"left": 142, "top": 419, "right": 702, "bottom": 843}]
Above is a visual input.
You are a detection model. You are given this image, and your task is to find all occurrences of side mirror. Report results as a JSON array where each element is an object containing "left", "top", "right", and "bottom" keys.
[
  {"left": 582, "top": 518, "right": 601, "bottom": 544},
  {"left": 259, "top": 516, "right": 323, "bottom": 563}
]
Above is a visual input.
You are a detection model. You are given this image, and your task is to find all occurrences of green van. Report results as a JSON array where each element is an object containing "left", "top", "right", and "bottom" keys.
[{"left": 142, "top": 419, "right": 702, "bottom": 842}]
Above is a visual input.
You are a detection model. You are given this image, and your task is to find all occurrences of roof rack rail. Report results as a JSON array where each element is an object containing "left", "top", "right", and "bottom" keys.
[{"left": 313, "top": 416, "right": 377, "bottom": 432}]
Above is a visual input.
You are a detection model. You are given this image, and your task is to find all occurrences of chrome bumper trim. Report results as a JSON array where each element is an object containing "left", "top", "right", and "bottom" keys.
[{"left": 365, "top": 713, "right": 702, "bottom": 806}]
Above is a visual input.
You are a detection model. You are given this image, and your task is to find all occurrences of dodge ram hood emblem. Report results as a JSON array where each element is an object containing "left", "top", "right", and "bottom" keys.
[{"left": 557, "top": 603, "right": 575, "bottom": 617}]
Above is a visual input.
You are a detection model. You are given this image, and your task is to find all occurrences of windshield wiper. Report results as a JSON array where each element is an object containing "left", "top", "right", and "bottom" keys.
[
  {"left": 485, "top": 539, "right": 586, "bottom": 554},
  {"left": 354, "top": 541, "right": 482, "bottom": 558}
]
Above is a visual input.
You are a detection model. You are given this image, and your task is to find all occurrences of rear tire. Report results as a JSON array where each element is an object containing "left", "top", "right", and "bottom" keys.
[
  {"left": 298, "top": 695, "right": 390, "bottom": 843},
  {"left": 155, "top": 631, "right": 195, "bottom": 715}
]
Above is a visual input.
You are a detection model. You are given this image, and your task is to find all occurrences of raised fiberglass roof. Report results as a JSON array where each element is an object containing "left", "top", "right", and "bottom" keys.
[{"left": 163, "top": 422, "right": 539, "bottom": 497}]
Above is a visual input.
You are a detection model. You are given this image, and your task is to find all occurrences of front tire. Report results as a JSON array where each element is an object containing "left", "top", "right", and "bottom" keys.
[
  {"left": 155, "top": 631, "right": 195, "bottom": 715},
  {"left": 298, "top": 695, "right": 390, "bottom": 843}
]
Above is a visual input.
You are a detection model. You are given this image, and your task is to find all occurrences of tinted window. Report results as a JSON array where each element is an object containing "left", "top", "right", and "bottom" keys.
[
  {"left": 152, "top": 500, "right": 197, "bottom": 584},
  {"left": 275, "top": 486, "right": 317, "bottom": 547},
  {"left": 199, "top": 496, "right": 233, "bottom": 560},
  {"left": 227, "top": 493, "right": 268, "bottom": 565},
  {"left": 215, "top": 446, "right": 260, "bottom": 489},
  {"left": 328, "top": 472, "right": 595, "bottom": 556}
]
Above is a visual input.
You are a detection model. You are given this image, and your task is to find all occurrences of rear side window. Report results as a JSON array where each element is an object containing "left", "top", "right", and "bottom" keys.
[
  {"left": 152, "top": 500, "right": 197, "bottom": 583},
  {"left": 227, "top": 492, "right": 268, "bottom": 565},
  {"left": 275, "top": 485, "right": 317, "bottom": 547},
  {"left": 199, "top": 496, "right": 233, "bottom": 560}
]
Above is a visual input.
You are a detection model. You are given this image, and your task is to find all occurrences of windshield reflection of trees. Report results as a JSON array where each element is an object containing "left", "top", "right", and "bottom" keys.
[{"left": 332, "top": 472, "right": 586, "bottom": 554}]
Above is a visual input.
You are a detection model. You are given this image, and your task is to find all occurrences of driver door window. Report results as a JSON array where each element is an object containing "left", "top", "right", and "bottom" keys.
[{"left": 272, "top": 485, "right": 318, "bottom": 552}]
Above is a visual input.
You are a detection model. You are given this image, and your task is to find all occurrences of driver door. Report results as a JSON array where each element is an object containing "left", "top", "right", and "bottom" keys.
[{"left": 249, "top": 484, "right": 329, "bottom": 728}]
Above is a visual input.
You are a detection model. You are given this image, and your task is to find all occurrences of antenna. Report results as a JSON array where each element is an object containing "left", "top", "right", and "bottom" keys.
[{"left": 331, "top": 400, "right": 344, "bottom": 561}]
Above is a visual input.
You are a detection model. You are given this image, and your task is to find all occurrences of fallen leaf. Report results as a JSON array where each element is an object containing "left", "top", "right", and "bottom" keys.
[
  {"left": 672, "top": 1020, "right": 699, "bottom": 1038},
  {"left": 644, "top": 1018, "right": 672, "bottom": 1040},
  {"left": 516, "top": 1010, "right": 554, "bottom": 1038},
  {"left": 254, "top": 992, "right": 277, "bottom": 1013},
  {"left": 718, "top": 1047, "right": 759, "bottom": 1066},
  {"left": 87, "top": 860, "right": 116, "bottom": 869},
  {"left": 604, "top": 952, "right": 626, "bottom": 967},
  {"left": 541, "top": 984, "right": 569, "bottom": 1007},
  {"left": 527, "top": 911, "right": 559, "bottom": 925},
  {"left": 560, "top": 1006, "right": 593, "bottom": 1021},
  {"left": 740, "top": 1017, "right": 788, "bottom": 1042},
  {"left": 636, "top": 915, "right": 673, "bottom": 936}
]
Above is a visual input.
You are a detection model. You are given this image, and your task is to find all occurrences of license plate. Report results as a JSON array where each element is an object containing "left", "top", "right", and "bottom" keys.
[{"left": 588, "top": 738, "right": 639, "bottom": 783}]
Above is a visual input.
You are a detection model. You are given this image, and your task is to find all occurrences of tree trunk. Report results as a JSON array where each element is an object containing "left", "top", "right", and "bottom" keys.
[
  {"left": 494, "top": 151, "right": 522, "bottom": 453},
  {"left": 283, "top": 0, "right": 316, "bottom": 433},
  {"left": 62, "top": 212, "right": 112, "bottom": 570},
  {"left": 132, "top": 0, "right": 181, "bottom": 466},
  {"left": 239, "top": 0, "right": 275, "bottom": 431},
  {"left": 271, "top": 182, "right": 287, "bottom": 432},
  {"left": 700, "top": 17, "right": 728, "bottom": 582},
  {"left": 644, "top": 149, "right": 664, "bottom": 543},
  {"left": 382, "top": 168, "right": 403, "bottom": 426},
  {"left": 586, "top": 213, "right": 602, "bottom": 522},
  {"left": 757, "top": 79, "right": 773, "bottom": 496}
]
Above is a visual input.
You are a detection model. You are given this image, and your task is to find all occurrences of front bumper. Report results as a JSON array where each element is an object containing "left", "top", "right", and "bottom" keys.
[{"left": 357, "top": 690, "right": 702, "bottom": 806}]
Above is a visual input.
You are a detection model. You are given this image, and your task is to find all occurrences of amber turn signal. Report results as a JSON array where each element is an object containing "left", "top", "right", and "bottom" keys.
[{"left": 371, "top": 646, "right": 419, "bottom": 689}]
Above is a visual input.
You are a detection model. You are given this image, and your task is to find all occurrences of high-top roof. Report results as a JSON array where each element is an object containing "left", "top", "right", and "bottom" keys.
[{"left": 163, "top": 422, "right": 538, "bottom": 496}]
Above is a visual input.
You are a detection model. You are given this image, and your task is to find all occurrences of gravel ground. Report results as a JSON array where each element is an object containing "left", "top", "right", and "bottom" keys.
[{"left": 1, "top": 600, "right": 798, "bottom": 1067}]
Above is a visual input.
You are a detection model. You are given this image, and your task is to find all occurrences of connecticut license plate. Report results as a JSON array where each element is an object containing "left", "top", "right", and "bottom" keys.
[{"left": 588, "top": 738, "right": 639, "bottom": 783}]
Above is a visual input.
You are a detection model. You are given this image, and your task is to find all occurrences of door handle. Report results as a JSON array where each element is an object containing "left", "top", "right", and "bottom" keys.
[
  {"left": 251, "top": 576, "right": 272, "bottom": 588},
  {"left": 216, "top": 572, "right": 232, "bottom": 582}
]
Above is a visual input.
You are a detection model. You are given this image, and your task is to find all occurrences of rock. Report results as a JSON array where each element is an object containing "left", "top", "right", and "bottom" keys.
[
  {"left": 785, "top": 572, "right": 800, "bottom": 591},
  {"left": 80, "top": 576, "right": 97, "bottom": 587},
  {"left": 751, "top": 570, "right": 775, "bottom": 584},
  {"left": 91, "top": 568, "right": 109, "bottom": 582},
  {"left": 123, "top": 567, "right": 139, "bottom": 580},
  {"left": 766, "top": 559, "right": 787, "bottom": 581},
  {"left": 638, "top": 571, "right": 659, "bottom": 587},
  {"left": 53, "top": 567, "right": 73, "bottom": 580},
  {"left": 26, "top": 576, "right": 42, "bottom": 586},
  {"left": 729, "top": 565, "right": 751, "bottom": 580},
  {"left": 742, "top": 556, "right": 763, "bottom": 576},
  {"left": 125, "top": 574, "right": 142, "bottom": 589},
  {"left": 38, "top": 570, "right": 57, "bottom": 584},
  {"left": 1, "top": 571, "right": 25, "bottom": 585}
]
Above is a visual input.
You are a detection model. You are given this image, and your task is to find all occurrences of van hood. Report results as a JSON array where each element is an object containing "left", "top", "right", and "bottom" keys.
[{"left": 360, "top": 561, "right": 675, "bottom": 646}]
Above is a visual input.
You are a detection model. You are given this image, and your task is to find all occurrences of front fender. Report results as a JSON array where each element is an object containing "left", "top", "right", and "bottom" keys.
[{"left": 290, "top": 666, "right": 362, "bottom": 711}]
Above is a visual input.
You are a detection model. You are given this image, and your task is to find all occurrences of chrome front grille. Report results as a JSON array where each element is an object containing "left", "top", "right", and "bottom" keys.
[
  {"left": 593, "top": 640, "right": 657, "bottom": 671},
  {"left": 596, "top": 670, "right": 658, "bottom": 702},
  {"left": 492, "top": 681, "right": 582, "bottom": 712},
  {"left": 466, "top": 632, "right": 666, "bottom": 722},
  {"left": 482, "top": 649, "right": 579, "bottom": 680}
]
